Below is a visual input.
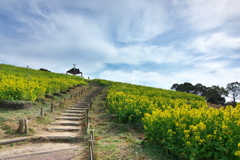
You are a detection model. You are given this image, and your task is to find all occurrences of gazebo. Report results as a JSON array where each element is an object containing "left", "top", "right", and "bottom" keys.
[{"left": 66, "top": 64, "right": 83, "bottom": 77}]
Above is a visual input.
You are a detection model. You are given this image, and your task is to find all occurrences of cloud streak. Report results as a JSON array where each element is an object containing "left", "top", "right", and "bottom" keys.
[{"left": 0, "top": 0, "right": 240, "bottom": 92}]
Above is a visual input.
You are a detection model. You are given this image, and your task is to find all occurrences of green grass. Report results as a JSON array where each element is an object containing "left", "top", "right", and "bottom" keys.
[{"left": 0, "top": 86, "right": 85, "bottom": 139}]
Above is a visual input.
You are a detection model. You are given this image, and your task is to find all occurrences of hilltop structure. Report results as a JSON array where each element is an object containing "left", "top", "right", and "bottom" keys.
[{"left": 66, "top": 64, "right": 83, "bottom": 77}]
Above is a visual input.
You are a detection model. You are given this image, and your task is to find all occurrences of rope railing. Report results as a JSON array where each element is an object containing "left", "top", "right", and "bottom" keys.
[{"left": 17, "top": 85, "right": 88, "bottom": 134}]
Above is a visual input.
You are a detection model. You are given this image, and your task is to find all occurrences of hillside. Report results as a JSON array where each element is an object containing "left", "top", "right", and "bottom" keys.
[
  {"left": 0, "top": 64, "right": 87, "bottom": 102},
  {"left": 93, "top": 79, "right": 240, "bottom": 159},
  {"left": 1, "top": 65, "right": 240, "bottom": 159}
]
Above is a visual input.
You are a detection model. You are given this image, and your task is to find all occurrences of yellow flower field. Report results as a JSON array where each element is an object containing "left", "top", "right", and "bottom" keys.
[
  {"left": 105, "top": 82, "right": 240, "bottom": 159},
  {"left": 0, "top": 64, "right": 87, "bottom": 102}
]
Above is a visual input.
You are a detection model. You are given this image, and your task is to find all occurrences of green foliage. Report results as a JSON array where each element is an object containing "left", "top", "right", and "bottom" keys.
[
  {"left": 171, "top": 82, "right": 227, "bottom": 105},
  {"left": 226, "top": 81, "right": 240, "bottom": 103}
]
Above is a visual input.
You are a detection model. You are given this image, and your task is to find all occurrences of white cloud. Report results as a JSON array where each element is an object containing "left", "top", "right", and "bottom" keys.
[
  {"left": 111, "top": 44, "right": 191, "bottom": 66},
  {"left": 0, "top": 0, "right": 240, "bottom": 91},
  {"left": 99, "top": 0, "right": 170, "bottom": 42},
  {"left": 179, "top": 0, "right": 240, "bottom": 31},
  {"left": 100, "top": 70, "right": 172, "bottom": 89},
  {"left": 191, "top": 32, "right": 240, "bottom": 52}
]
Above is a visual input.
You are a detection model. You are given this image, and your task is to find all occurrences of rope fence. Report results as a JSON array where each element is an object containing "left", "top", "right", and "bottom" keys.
[{"left": 17, "top": 85, "right": 89, "bottom": 134}]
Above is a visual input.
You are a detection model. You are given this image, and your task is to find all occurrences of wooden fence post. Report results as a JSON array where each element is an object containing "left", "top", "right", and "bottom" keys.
[
  {"left": 18, "top": 119, "right": 24, "bottom": 133},
  {"left": 89, "top": 140, "right": 94, "bottom": 160},
  {"left": 24, "top": 119, "right": 29, "bottom": 134},
  {"left": 41, "top": 108, "right": 44, "bottom": 117},
  {"left": 90, "top": 130, "right": 94, "bottom": 142},
  {"left": 51, "top": 103, "right": 54, "bottom": 112}
]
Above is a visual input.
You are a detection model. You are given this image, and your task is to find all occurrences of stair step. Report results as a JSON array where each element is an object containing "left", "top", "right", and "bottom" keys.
[
  {"left": 78, "top": 102, "right": 90, "bottom": 104},
  {"left": 61, "top": 113, "right": 85, "bottom": 117},
  {"left": 69, "top": 107, "right": 86, "bottom": 110},
  {"left": 47, "top": 126, "right": 81, "bottom": 131},
  {"left": 65, "top": 110, "right": 85, "bottom": 113},
  {"left": 56, "top": 117, "right": 84, "bottom": 120},
  {"left": 76, "top": 102, "right": 90, "bottom": 106},
  {"left": 51, "top": 120, "right": 81, "bottom": 125}
]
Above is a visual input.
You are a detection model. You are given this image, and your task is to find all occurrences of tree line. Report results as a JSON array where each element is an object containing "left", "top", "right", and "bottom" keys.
[{"left": 171, "top": 81, "right": 240, "bottom": 106}]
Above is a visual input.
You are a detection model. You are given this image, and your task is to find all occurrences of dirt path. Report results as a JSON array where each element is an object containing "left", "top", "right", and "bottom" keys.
[{"left": 0, "top": 86, "right": 102, "bottom": 160}]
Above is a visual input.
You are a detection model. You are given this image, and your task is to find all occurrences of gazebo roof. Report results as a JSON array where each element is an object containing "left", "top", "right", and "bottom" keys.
[{"left": 67, "top": 68, "right": 82, "bottom": 75}]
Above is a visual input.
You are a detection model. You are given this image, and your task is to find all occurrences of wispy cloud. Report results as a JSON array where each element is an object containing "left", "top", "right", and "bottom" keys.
[
  {"left": 0, "top": 0, "right": 240, "bottom": 91},
  {"left": 178, "top": 0, "right": 240, "bottom": 31}
]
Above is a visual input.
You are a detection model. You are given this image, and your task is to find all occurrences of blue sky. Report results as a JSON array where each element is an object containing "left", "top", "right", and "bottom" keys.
[{"left": 0, "top": 0, "right": 240, "bottom": 90}]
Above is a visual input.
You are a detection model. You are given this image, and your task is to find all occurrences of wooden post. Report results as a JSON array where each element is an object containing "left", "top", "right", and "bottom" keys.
[
  {"left": 89, "top": 140, "right": 94, "bottom": 160},
  {"left": 41, "top": 108, "right": 44, "bottom": 117},
  {"left": 90, "top": 130, "right": 94, "bottom": 142},
  {"left": 51, "top": 103, "right": 54, "bottom": 112},
  {"left": 18, "top": 119, "right": 24, "bottom": 133},
  {"left": 24, "top": 119, "right": 29, "bottom": 134}
]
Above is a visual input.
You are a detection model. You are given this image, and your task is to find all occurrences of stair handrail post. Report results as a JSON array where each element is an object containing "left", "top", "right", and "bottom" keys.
[{"left": 41, "top": 108, "right": 44, "bottom": 117}]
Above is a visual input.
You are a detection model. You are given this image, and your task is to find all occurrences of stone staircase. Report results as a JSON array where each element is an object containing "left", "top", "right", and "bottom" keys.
[
  {"left": 47, "top": 104, "right": 87, "bottom": 132},
  {"left": 33, "top": 87, "right": 102, "bottom": 139}
]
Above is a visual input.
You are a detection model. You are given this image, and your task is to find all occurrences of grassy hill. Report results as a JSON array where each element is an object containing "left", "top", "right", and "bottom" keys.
[
  {"left": 93, "top": 79, "right": 240, "bottom": 159},
  {"left": 1, "top": 64, "right": 240, "bottom": 159},
  {"left": 0, "top": 64, "right": 87, "bottom": 102}
]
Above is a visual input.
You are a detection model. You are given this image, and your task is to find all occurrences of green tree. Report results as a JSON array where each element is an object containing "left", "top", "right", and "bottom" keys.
[
  {"left": 171, "top": 83, "right": 227, "bottom": 105},
  {"left": 170, "top": 82, "right": 195, "bottom": 94},
  {"left": 226, "top": 81, "right": 240, "bottom": 103},
  {"left": 205, "top": 85, "right": 227, "bottom": 105},
  {"left": 194, "top": 83, "right": 207, "bottom": 96}
]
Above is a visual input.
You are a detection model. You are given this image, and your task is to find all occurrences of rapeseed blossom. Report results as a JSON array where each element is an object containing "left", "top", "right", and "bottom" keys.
[{"left": 106, "top": 82, "right": 240, "bottom": 159}]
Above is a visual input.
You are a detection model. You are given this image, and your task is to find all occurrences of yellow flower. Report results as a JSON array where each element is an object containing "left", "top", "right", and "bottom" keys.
[
  {"left": 167, "top": 129, "right": 173, "bottom": 134},
  {"left": 199, "top": 139, "right": 206, "bottom": 145},
  {"left": 197, "top": 122, "right": 206, "bottom": 130},
  {"left": 189, "top": 125, "right": 197, "bottom": 131},
  {"left": 195, "top": 136, "right": 200, "bottom": 140},
  {"left": 206, "top": 135, "right": 213, "bottom": 139},
  {"left": 222, "top": 125, "right": 228, "bottom": 130},
  {"left": 184, "top": 130, "right": 190, "bottom": 134},
  {"left": 237, "top": 121, "right": 240, "bottom": 127},
  {"left": 235, "top": 150, "right": 240, "bottom": 156}
]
